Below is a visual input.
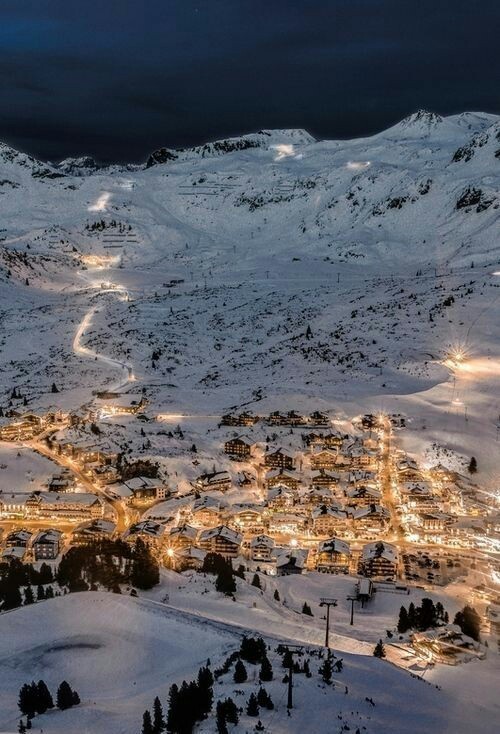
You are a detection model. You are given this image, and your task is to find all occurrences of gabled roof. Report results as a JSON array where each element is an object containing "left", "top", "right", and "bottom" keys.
[
  {"left": 318, "top": 537, "right": 351, "bottom": 555},
  {"left": 362, "top": 541, "right": 397, "bottom": 562},
  {"left": 250, "top": 534, "right": 275, "bottom": 548},
  {"left": 199, "top": 525, "right": 242, "bottom": 545}
]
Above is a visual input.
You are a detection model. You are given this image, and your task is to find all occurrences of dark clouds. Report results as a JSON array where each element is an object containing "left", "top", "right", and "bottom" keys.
[{"left": 0, "top": 0, "right": 499, "bottom": 162}]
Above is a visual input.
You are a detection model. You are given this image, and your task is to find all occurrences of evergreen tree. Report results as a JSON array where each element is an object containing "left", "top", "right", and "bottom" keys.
[
  {"left": 251, "top": 573, "right": 262, "bottom": 589},
  {"left": 240, "top": 636, "right": 266, "bottom": 664},
  {"left": 319, "top": 652, "right": 333, "bottom": 683},
  {"left": 4, "top": 584, "right": 23, "bottom": 610},
  {"left": 468, "top": 456, "right": 478, "bottom": 474},
  {"left": 24, "top": 585, "right": 35, "bottom": 605},
  {"left": 257, "top": 687, "right": 274, "bottom": 710},
  {"left": 131, "top": 538, "right": 160, "bottom": 590},
  {"left": 246, "top": 693, "right": 259, "bottom": 717},
  {"left": 407, "top": 602, "right": 416, "bottom": 628},
  {"left": 454, "top": 605, "right": 481, "bottom": 641},
  {"left": 56, "top": 681, "right": 74, "bottom": 710},
  {"left": 36, "top": 680, "right": 54, "bottom": 714},
  {"left": 51, "top": 383, "right": 59, "bottom": 394},
  {"left": 397, "top": 606, "right": 409, "bottom": 633},
  {"left": 273, "top": 589, "right": 280, "bottom": 602},
  {"left": 223, "top": 697, "right": 239, "bottom": 724},
  {"left": 166, "top": 684, "right": 179, "bottom": 734},
  {"left": 216, "top": 701, "right": 229, "bottom": 734},
  {"left": 215, "top": 564, "right": 236, "bottom": 596},
  {"left": 152, "top": 696, "right": 165, "bottom": 733},
  {"left": 417, "top": 598, "right": 437, "bottom": 631},
  {"left": 18, "top": 683, "right": 37, "bottom": 718},
  {"left": 36, "top": 585, "right": 45, "bottom": 601},
  {"left": 373, "top": 640, "right": 386, "bottom": 658},
  {"left": 303, "top": 659, "right": 311, "bottom": 677},
  {"left": 233, "top": 659, "right": 248, "bottom": 683},
  {"left": 72, "top": 689, "right": 81, "bottom": 706},
  {"left": 45, "top": 585, "right": 54, "bottom": 599},
  {"left": 142, "top": 709, "right": 154, "bottom": 734},
  {"left": 259, "top": 655, "right": 273, "bottom": 682},
  {"left": 302, "top": 602, "right": 313, "bottom": 616},
  {"left": 197, "top": 666, "right": 214, "bottom": 718}
]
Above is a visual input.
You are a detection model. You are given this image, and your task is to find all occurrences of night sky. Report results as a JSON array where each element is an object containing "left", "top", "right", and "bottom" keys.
[{"left": 1, "top": 1, "right": 499, "bottom": 163}]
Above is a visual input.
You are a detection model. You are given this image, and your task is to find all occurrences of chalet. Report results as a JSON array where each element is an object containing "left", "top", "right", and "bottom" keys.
[
  {"left": 345, "top": 485, "right": 382, "bottom": 507},
  {"left": 401, "top": 482, "right": 439, "bottom": 512},
  {"left": 316, "top": 538, "right": 351, "bottom": 574},
  {"left": 1, "top": 546, "right": 27, "bottom": 562},
  {"left": 310, "top": 470, "right": 339, "bottom": 489},
  {"left": 221, "top": 412, "right": 259, "bottom": 427},
  {"left": 224, "top": 437, "right": 254, "bottom": 459},
  {"left": 308, "top": 411, "right": 330, "bottom": 427},
  {"left": 32, "top": 529, "right": 62, "bottom": 560},
  {"left": 175, "top": 546, "right": 206, "bottom": 571},
  {"left": 397, "top": 458, "right": 422, "bottom": 481},
  {"left": 0, "top": 493, "right": 31, "bottom": 518},
  {"left": 123, "top": 476, "right": 169, "bottom": 503},
  {"left": 348, "top": 447, "right": 378, "bottom": 470},
  {"left": 266, "top": 485, "right": 295, "bottom": 512},
  {"left": 35, "top": 492, "right": 104, "bottom": 520},
  {"left": 312, "top": 504, "right": 349, "bottom": 535},
  {"left": 72, "top": 519, "right": 116, "bottom": 545},
  {"left": 167, "top": 523, "right": 198, "bottom": 550},
  {"left": 5, "top": 529, "right": 32, "bottom": 548},
  {"left": 349, "top": 470, "right": 377, "bottom": 487},
  {"left": 47, "top": 471, "right": 76, "bottom": 493},
  {"left": 300, "top": 487, "right": 334, "bottom": 510},
  {"left": 97, "top": 394, "right": 148, "bottom": 416},
  {"left": 310, "top": 449, "right": 338, "bottom": 471},
  {"left": 190, "top": 496, "right": 223, "bottom": 527},
  {"left": 351, "top": 504, "right": 390, "bottom": 536},
  {"left": 250, "top": 534, "right": 275, "bottom": 562},
  {"left": 230, "top": 506, "right": 266, "bottom": 533},
  {"left": 124, "top": 520, "right": 166, "bottom": 550},
  {"left": 267, "top": 411, "right": 286, "bottom": 425},
  {"left": 268, "top": 513, "right": 305, "bottom": 535},
  {"left": 275, "top": 551, "right": 306, "bottom": 576},
  {"left": 419, "top": 512, "right": 454, "bottom": 532},
  {"left": 198, "top": 525, "right": 242, "bottom": 558},
  {"left": 359, "top": 541, "right": 398, "bottom": 580},
  {"left": 264, "top": 448, "right": 295, "bottom": 470},
  {"left": 194, "top": 470, "right": 231, "bottom": 492},
  {"left": 0, "top": 411, "right": 50, "bottom": 441},
  {"left": 265, "top": 469, "right": 300, "bottom": 490}
]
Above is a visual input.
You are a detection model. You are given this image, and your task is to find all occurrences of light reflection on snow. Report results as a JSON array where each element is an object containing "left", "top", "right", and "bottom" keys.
[
  {"left": 88, "top": 191, "right": 112, "bottom": 212},
  {"left": 346, "top": 161, "right": 371, "bottom": 170},
  {"left": 272, "top": 144, "right": 296, "bottom": 161}
]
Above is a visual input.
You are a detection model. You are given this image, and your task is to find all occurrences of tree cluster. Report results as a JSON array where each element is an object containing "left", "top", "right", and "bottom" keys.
[
  {"left": 18, "top": 680, "right": 79, "bottom": 719},
  {"left": 0, "top": 559, "right": 54, "bottom": 611},
  {"left": 56, "top": 538, "right": 159, "bottom": 592},
  {"left": 397, "top": 598, "right": 448, "bottom": 633},
  {"left": 201, "top": 553, "right": 236, "bottom": 596}
]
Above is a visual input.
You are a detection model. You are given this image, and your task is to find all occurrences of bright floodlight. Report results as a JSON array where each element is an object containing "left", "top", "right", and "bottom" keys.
[
  {"left": 166, "top": 548, "right": 174, "bottom": 558},
  {"left": 290, "top": 538, "right": 298, "bottom": 547}
]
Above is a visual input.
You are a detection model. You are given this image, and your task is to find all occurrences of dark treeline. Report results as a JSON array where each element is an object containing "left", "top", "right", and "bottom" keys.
[
  {"left": 0, "top": 559, "right": 54, "bottom": 611},
  {"left": 397, "top": 598, "right": 448, "bottom": 633},
  {"left": 56, "top": 538, "right": 159, "bottom": 592}
]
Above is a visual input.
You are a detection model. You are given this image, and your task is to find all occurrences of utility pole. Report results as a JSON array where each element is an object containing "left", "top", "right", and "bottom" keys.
[
  {"left": 347, "top": 595, "right": 357, "bottom": 625},
  {"left": 277, "top": 644, "right": 303, "bottom": 709},
  {"left": 319, "top": 598, "right": 337, "bottom": 649}
]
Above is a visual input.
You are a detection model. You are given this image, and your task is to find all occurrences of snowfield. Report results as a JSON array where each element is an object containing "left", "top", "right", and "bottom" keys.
[
  {"left": 0, "top": 110, "right": 499, "bottom": 732},
  {"left": 0, "top": 591, "right": 497, "bottom": 734}
]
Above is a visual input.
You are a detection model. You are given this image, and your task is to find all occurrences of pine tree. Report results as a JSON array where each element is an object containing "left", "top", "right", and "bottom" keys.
[
  {"left": 197, "top": 666, "right": 214, "bottom": 718},
  {"left": 273, "top": 589, "right": 280, "bottom": 602},
  {"left": 240, "top": 636, "right": 266, "bottom": 664},
  {"left": 152, "top": 696, "right": 165, "bottom": 733},
  {"left": 216, "top": 701, "right": 229, "bottom": 734},
  {"left": 166, "top": 684, "right": 179, "bottom": 734},
  {"left": 23, "top": 586, "right": 35, "bottom": 605},
  {"left": 407, "top": 602, "right": 416, "bottom": 629},
  {"left": 36, "top": 680, "right": 54, "bottom": 714},
  {"left": 223, "top": 697, "right": 239, "bottom": 724},
  {"left": 142, "top": 709, "right": 154, "bottom": 734},
  {"left": 4, "top": 584, "right": 23, "bottom": 610},
  {"left": 18, "top": 683, "right": 37, "bottom": 718},
  {"left": 454, "top": 605, "right": 481, "bottom": 641},
  {"left": 56, "top": 681, "right": 74, "bottom": 710},
  {"left": 51, "top": 383, "right": 59, "bottom": 393},
  {"left": 373, "top": 640, "right": 386, "bottom": 658},
  {"left": 233, "top": 659, "right": 248, "bottom": 683},
  {"left": 259, "top": 655, "right": 273, "bottom": 682},
  {"left": 45, "top": 585, "right": 54, "bottom": 599},
  {"left": 72, "top": 689, "right": 81, "bottom": 706},
  {"left": 251, "top": 573, "right": 262, "bottom": 589},
  {"left": 215, "top": 563, "right": 236, "bottom": 595},
  {"left": 319, "top": 652, "right": 333, "bottom": 683},
  {"left": 37, "top": 585, "right": 45, "bottom": 601},
  {"left": 302, "top": 601, "right": 313, "bottom": 616},
  {"left": 468, "top": 456, "right": 478, "bottom": 474},
  {"left": 246, "top": 693, "right": 259, "bottom": 717},
  {"left": 397, "top": 606, "right": 409, "bottom": 633},
  {"left": 257, "top": 687, "right": 274, "bottom": 710}
]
